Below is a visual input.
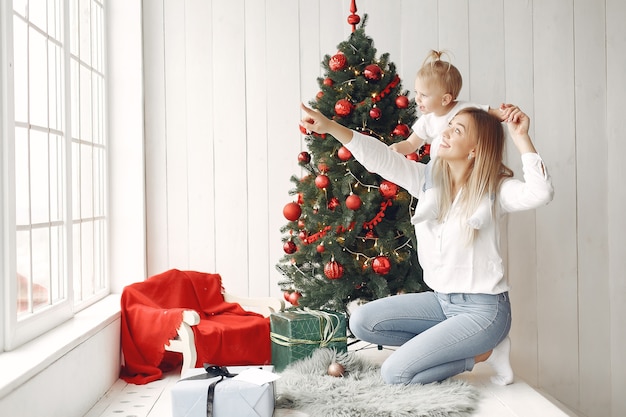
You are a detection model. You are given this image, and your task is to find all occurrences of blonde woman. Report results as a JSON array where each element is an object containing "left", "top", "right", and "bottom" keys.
[{"left": 299, "top": 103, "right": 553, "bottom": 385}]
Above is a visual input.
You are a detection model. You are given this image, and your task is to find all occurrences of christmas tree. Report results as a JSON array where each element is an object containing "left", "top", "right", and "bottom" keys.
[{"left": 277, "top": 13, "right": 429, "bottom": 313}]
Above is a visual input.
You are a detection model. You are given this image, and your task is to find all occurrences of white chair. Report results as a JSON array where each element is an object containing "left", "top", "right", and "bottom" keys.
[{"left": 165, "top": 292, "right": 284, "bottom": 373}]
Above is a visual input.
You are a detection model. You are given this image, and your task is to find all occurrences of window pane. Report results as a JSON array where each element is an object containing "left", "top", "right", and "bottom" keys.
[
  {"left": 16, "top": 230, "right": 32, "bottom": 314},
  {"left": 80, "top": 143, "right": 93, "bottom": 218},
  {"left": 72, "top": 141, "right": 80, "bottom": 216},
  {"left": 50, "top": 225, "right": 64, "bottom": 303},
  {"left": 29, "top": 0, "right": 48, "bottom": 32},
  {"left": 29, "top": 27, "right": 49, "bottom": 128},
  {"left": 13, "top": 16, "right": 28, "bottom": 123},
  {"left": 30, "top": 130, "right": 51, "bottom": 225},
  {"left": 49, "top": 133, "right": 64, "bottom": 222},
  {"left": 48, "top": 41, "right": 63, "bottom": 131},
  {"left": 31, "top": 227, "right": 51, "bottom": 312},
  {"left": 79, "top": 0, "right": 91, "bottom": 66},
  {"left": 79, "top": 65, "right": 92, "bottom": 141},
  {"left": 15, "top": 127, "right": 30, "bottom": 226}
]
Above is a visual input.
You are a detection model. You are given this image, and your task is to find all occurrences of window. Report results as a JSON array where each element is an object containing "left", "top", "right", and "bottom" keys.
[{"left": 1, "top": 0, "right": 108, "bottom": 350}]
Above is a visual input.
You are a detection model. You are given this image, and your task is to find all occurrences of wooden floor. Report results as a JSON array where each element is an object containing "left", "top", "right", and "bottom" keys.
[{"left": 85, "top": 343, "right": 579, "bottom": 417}]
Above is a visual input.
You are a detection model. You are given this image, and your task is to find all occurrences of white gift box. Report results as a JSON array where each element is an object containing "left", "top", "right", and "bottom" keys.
[{"left": 171, "top": 365, "right": 276, "bottom": 417}]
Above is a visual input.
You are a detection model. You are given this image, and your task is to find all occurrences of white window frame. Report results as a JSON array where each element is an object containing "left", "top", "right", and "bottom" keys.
[{"left": 1, "top": 0, "right": 109, "bottom": 351}]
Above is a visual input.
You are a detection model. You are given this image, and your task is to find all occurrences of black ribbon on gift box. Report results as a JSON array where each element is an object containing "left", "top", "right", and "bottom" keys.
[{"left": 178, "top": 363, "right": 238, "bottom": 417}]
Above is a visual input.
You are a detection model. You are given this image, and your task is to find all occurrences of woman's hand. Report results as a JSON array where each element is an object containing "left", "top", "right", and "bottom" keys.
[
  {"left": 300, "top": 103, "right": 354, "bottom": 144},
  {"left": 503, "top": 106, "right": 537, "bottom": 154}
]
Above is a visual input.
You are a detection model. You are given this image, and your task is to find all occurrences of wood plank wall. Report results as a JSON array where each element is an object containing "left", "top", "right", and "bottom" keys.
[{"left": 141, "top": 1, "right": 626, "bottom": 415}]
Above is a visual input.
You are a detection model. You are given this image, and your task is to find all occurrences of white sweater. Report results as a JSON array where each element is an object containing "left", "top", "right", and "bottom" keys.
[{"left": 345, "top": 131, "right": 554, "bottom": 294}]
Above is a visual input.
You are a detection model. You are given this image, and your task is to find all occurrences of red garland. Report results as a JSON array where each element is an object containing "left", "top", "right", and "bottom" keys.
[
  {"left": 363, "top": 200, "right": 392, "bottom": 230},
  {"left": 356, "top": 75, "right": 400, "bottom": 108},
  {"left": 301, "top": 200, "right": 392, "bottom": 245}
]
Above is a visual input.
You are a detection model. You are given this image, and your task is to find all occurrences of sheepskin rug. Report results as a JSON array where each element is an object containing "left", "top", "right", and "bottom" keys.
[{"left": 275, "top": 348, "right": 479, "bottom": 417}]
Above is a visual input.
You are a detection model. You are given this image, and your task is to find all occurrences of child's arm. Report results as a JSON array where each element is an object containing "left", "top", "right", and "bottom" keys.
[
  {"left": 488, "top": 103, "right": 520, "bottom": 122},
  {"left": 389, "top": 132, "right": 425, "bottom": 155}
]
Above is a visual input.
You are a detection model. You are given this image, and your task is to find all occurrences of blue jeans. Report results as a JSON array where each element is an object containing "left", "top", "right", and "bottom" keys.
[{"left": 349, "top": 291, "right": 511, "bottom": 384}]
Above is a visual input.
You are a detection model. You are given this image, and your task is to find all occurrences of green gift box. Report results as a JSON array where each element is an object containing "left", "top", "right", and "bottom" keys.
[{"left": 270, "top": 309, "right": 347, "bottom": 372}]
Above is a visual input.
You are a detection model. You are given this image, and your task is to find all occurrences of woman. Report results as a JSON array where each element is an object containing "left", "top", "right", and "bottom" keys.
[{"left": 299, "top": 103, "right": 553, "bottom": 385}]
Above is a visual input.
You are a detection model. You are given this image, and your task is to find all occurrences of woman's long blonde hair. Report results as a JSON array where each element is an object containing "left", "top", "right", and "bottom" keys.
[{"left": 433, "top": 108, "right": 513, "bottom": 243}]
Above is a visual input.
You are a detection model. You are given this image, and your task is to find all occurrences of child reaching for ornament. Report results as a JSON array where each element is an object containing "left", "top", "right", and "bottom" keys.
[{"left": 391, "top": 50, "right": 512, "bottom": 229}]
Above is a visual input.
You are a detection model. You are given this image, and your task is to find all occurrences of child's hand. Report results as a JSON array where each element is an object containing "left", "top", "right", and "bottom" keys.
[{"left": 504, "top": 107, "right": 530, "bottom": 137}]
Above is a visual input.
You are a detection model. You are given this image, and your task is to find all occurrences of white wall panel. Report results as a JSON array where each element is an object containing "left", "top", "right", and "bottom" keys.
[
  {"left": 502, "top": 0, "right": 539, "bottom": 387},
  {"left": 186, "top": 0, "right": 216, "bottom": 273},
  {"left": 574, "top": 1, "right": 610, "bottom": 416},
  {"left": 533, "top": 0, "right": 579, "bottom": 408},
  {"left": 606, "top": 0, "right": 626, "bottom": 416}
]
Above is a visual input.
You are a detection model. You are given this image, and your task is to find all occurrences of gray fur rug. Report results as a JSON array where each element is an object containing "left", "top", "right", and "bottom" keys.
[{"left": 275, "top": 348, "right": 479, "bottom": 417}]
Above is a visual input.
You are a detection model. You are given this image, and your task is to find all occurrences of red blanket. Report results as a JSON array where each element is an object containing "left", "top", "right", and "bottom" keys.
[{"left": 120, "top": 269, "right": 270, "bottom": 384}]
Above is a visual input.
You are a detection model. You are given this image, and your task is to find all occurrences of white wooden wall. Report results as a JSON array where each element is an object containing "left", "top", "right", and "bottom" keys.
[{"left": 141, "top": 1, "right": 626, "bottom": 416}]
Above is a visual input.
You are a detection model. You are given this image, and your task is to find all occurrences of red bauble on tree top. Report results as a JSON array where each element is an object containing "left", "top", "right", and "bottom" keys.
[
  {"left": 337, "top": 146, "right": 352, "bottom": 161},
  {"left": 335, "top": 99, "right": 354, "bottom": 117},
  {"left": 379, "top": 180, "right": 399, "bottom": 199},
  {"left": 372, "top": 255, "right": 391, "bottom": 275},
  {"left": 315, "top": 174, "right": 330, "bottom": 189},
  {"left": 364, "top": 64, "right": 382, "bottom": 81},
  {"left": 345, "top": 193, "right": 362, "bottom": 210},
  {"left": 283, "top": 202, "right": 302, "bottom": 221},
  {"left": 329, "top": 53, "right": 347, "bottom": 71},
  {"left": 324, "top": 259, "right": 344, "bottom": 279},
  {"left": 395, "top": 95, "right": 409, "bottom": 109}
]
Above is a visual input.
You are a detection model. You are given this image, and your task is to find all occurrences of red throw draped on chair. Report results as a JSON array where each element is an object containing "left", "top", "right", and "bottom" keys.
[{"left": 120, "top": 269, "right": 271, "bottom": 384}]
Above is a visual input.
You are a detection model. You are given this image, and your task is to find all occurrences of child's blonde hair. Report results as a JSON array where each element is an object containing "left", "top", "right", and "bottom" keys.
[
  {"left": 417, "top": 50, "right": 462, "bottom": 99},
  {"left": 433, "top": 108, "right": 513, "bottom": 243}
]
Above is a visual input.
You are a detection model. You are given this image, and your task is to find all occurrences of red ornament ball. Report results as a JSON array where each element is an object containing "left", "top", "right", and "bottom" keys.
[
  {"left": 392, "top": 123, "right": 411, "bottom": 138},
  {"left": 364, "top": 64, "right": 382, "bottom": 81},
  {"left": 372, "top": 255, "right": 391, "bottom": 275},
  {"left": 315, "top": 174, "right": 330, "bottom": 189},
  {"left": 395, "top": 95, "right": 410, "bottom": 109},
  {"left": 335, "top": 99, "right": 354, "bottom": 117},
  {"left": 283, "top": 291, "right": 291, "bottom": 302},
  {"left": 406, "top": 152, "right": 419, "bottom": 161},
  {"left": 283, "top": 240, "right": 297, "bottom": 254},
  {"left": 379, "top": 180, "right": 399, "bottom": 199},
  {"left": 283, "top": 202, "right": 302, "bottom": 221},
  {"left": 329, "top": 53, "right": 347, "bottom": 71},
  {"left": 317, "top": 162, "right": 329, "bottom": 173},
  {"left": 316, "top": 91, "right": 324, "bottom": 100},
  {"left": 324, "top": 260, "right": 344, "bottom": 280},
  {"left": 345, "top": 194, "right": 362, "bottom": 211},
  {"left": 316, "top": 244, "right": 325, "bottom": 253},
  {"left": 337, "top": 146, "right": 352, "bottom": 161},
  {"left": 323, "top": 77, "right": 334, "bottom": 86},
  {"left": 369, "top": 107, "right": 382, "bottom": 120},
  {"left": 298, "top": 151, "right": 311, "bottom": 164},
  {"left": 288, "top": 291, "right": 301, "bottom": 306}
]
